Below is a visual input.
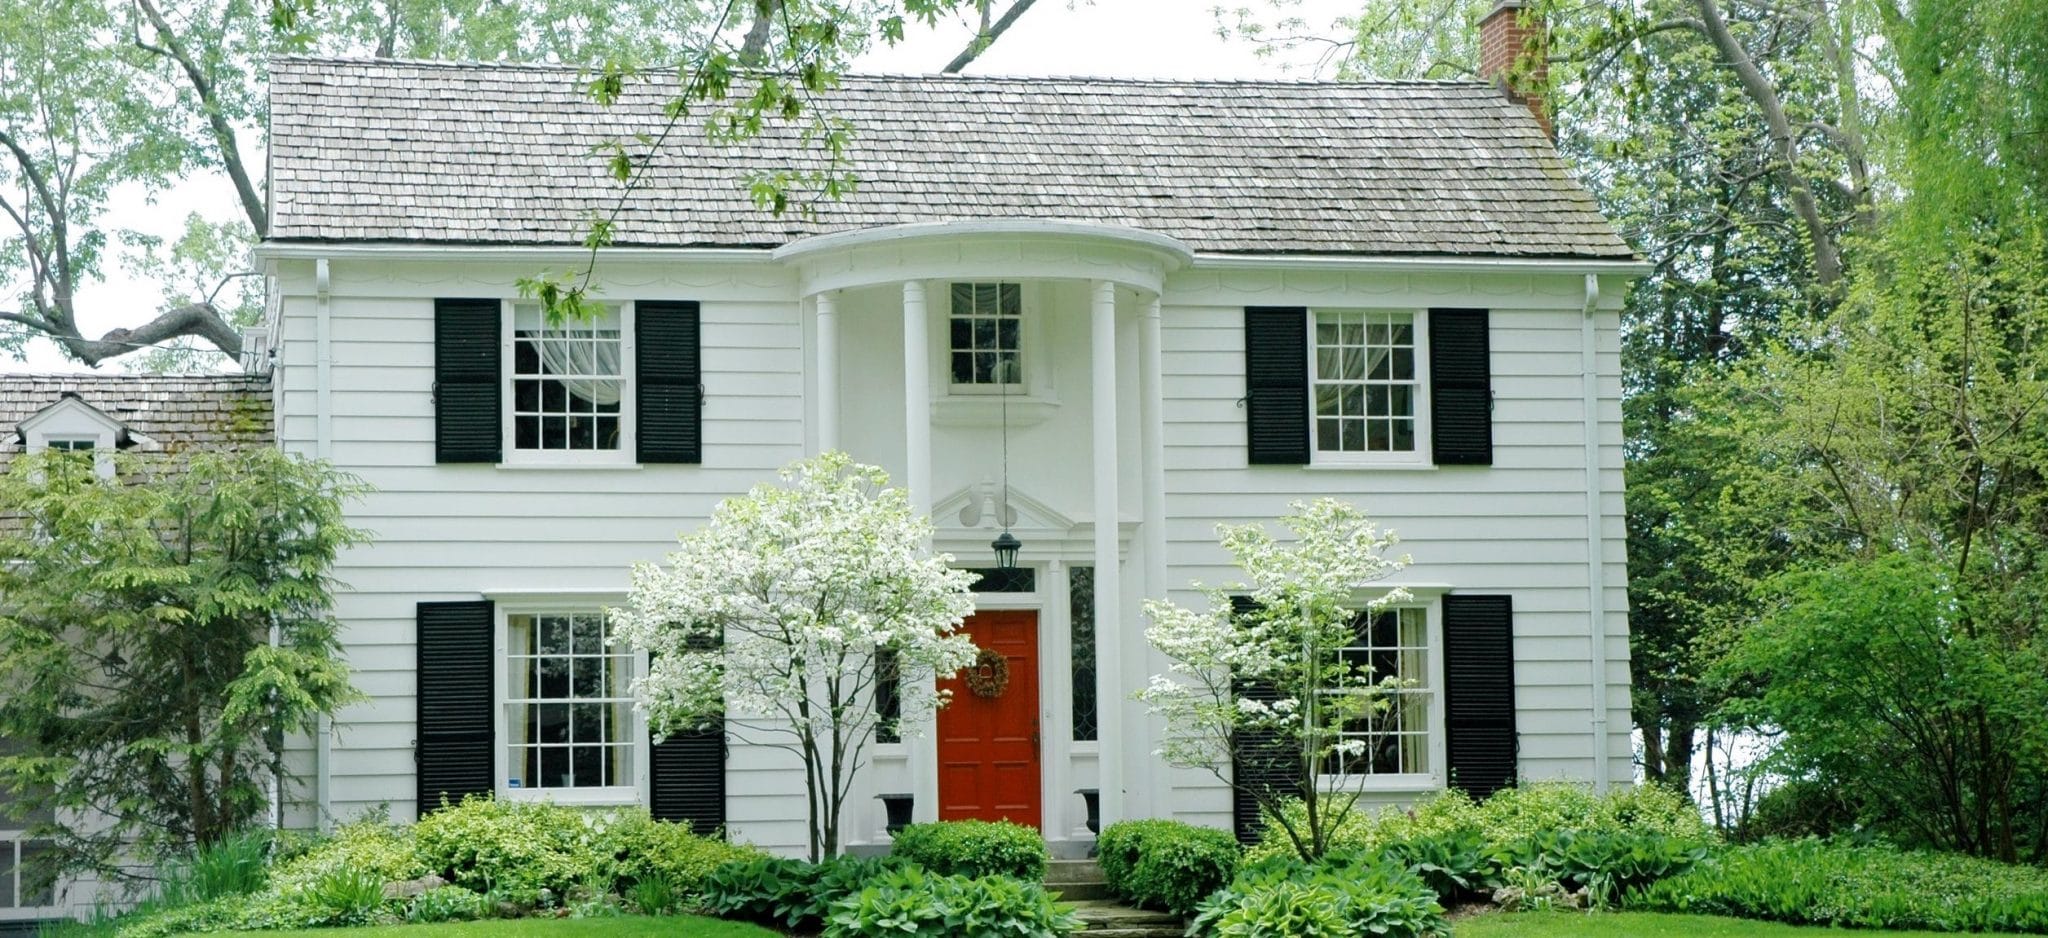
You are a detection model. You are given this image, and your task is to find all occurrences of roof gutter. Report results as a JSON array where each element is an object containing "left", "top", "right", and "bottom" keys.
[
  {"left": 251, "top": 243, "right": 778, "bottom": 264},
  {"left": 252, "top": 241, "right": 1653, "bottom": 276},
  {"left": 1190, "top": 253, "right": 1654, "bottom": 276}
]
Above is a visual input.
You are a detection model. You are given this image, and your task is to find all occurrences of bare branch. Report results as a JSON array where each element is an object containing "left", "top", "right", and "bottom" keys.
[
  {"left": 130, "top": 0, "right": 267, "bottom": 238},
  {"left": 942, "top": 0, "right": 1038, "bottom": 73}
]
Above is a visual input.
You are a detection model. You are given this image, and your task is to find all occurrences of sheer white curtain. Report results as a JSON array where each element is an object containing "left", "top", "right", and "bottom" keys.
[{"left": 536, "top": 336, "right": 622, "bottom": 406}]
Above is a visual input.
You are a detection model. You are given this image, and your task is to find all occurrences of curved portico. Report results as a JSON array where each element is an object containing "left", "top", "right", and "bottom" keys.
[{"left": 773, "top": 221, "right": 1190, "bottom": 840}]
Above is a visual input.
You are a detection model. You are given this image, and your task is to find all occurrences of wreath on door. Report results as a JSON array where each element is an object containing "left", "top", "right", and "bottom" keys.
[{"left": 964, "top": 647, "right": 1010, "bottom": 699}]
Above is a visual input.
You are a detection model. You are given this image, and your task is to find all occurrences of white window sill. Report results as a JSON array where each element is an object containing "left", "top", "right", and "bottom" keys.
[
  {"left": 502, "top": 786, "right": 641, "bottom": 807},
  {"left": 495, "top": 459, "right": 644, "bottom": 471},
  {"left": 1304, "top": 457, "right": 1437, "bottom": 472},
  {"left": 1315, "top": 773, "right": 1442, "bottom": 793},
  {"left": 931, "top": 396, "right": 1059, "bottom": 427}
]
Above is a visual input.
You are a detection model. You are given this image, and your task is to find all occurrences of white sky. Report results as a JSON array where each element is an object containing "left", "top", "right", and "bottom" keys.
[{"left": 20, "top": 0, "right": 1360, "bottom": 374}]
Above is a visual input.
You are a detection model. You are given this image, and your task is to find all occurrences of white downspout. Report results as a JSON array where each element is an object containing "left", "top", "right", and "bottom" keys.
[
  {"left": 1580, "top": 273, "right": 1612, "bottom": 792},
  {"left": 314, "top": 258, "right": 335, "bottom": 826}
]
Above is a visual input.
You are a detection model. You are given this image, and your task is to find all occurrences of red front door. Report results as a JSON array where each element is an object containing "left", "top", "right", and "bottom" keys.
[{"left": 936, "top": 609, "right": 1042, "bottom": 828}]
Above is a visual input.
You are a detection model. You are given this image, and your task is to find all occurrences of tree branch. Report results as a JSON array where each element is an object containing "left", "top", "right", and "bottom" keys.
[
  {"left": 131, "top": 0, "right": 267, "bottom": 238},
  {"left": 942, "top": 0, "right": 1037, "bottom": 73},
  {"left": 1693, "top": 0, "right": 1842, "bottom": 287}
]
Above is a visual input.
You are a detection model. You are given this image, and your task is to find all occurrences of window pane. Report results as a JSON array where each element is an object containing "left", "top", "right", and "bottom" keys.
[
  {"left": 974, "top": 283, "right": 998, "bottom": 310},
  {"left": 997, "top": 318, "right": 1018, "bottom": 350},
  {"left": 1392, "top": 419, "right": 1415, "bottom": 452},
  {"left": 953, "top": 353, "right": 974, "bottom": 384},
  {"left": 999, "top": 282, "right": 1021, "bottom": 314},
  {"left": 1070, "top": 566, "right": 1097, "bottom": 741},
  {"left": 1367, "top": 420, "right": 1390, "bottom": 451},
  {"left": 1392, "top": 348, "right": 1414, "bottom": 381},
  {"left": 951, "top": 283, "right": 974, "bottom": 314},
  {"left": 1318, "top": 419, "right": 1342, "bottom": 451},
  {"left": 951, "top": 319, "right": 971, "bottom": 349}
]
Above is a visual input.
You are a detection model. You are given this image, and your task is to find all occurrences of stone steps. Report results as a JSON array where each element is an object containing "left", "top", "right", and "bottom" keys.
[{"left": 1045, "top": 861, "right": 1185, "bottom": 937}]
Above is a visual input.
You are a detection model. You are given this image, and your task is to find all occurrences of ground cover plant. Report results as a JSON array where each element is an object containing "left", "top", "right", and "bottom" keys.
[
  {"left": 1190, "top": 852, "right": 1445, "bottom": 938},
  {"left": 1631, "top": 838, "right": 2048, "bottom": 932},
  {"left": 41, "top": 801, "right": 767, "bottom": 938},
  {"left": 1454, "top": 911, "right": 1978, "bottom": 938}
]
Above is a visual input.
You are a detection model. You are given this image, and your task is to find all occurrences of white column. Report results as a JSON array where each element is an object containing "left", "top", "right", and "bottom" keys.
[
  {"left": 903, "top": 280, "right": 939, "bottom": 822},
  {"left": 1090, "top": 279, "right": 1126, "bottom": 825},
  {"left": 816, "top": 291, "right": 840, "bottom": 454},
  {"left": 902, "top": 281, "right": 932, "bottom": 516}
]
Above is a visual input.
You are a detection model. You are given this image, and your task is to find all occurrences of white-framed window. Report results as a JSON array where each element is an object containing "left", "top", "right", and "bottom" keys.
[
  {"left": 504, "top": 302, "right": 634, "bottom": 464},
  {"left": 43, "top": 439, "right": 95, "bottom": 452},
  {"left": 948, "top": 282, "right": 1024, "bottom": 391},
  {"left": 1321, "top": 605, "right": 1439, "bottom": 786},
  {"left": 1310, "top": 310, "right": 1429, "bottom": 465},
  {"left": 500, "top": 611, "right": 641, "bottom": 803},
  {"left": 0, "top": 739, "right": 56, "bottom": 913}
]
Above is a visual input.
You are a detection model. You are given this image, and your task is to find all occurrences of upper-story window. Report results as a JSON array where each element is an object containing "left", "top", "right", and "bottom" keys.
[
  {"left": 1312, "top": 310, "right": 1426, "bottom": 463},
  {"left": 511, "top": 304, "right": 627, "bottom": 454},
  {"left": 949, "top": 282, "right": 1023, "bottom": 389},
  {"left": 44, "top": 439, "right": 95, "bottom": 452}
]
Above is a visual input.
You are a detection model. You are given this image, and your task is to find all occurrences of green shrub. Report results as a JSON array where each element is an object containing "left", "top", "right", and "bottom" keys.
[
  {"left": 412, "top": 795, "right": 605, "bottom": 900},
  {"left": 890, "top": 819, "right": 1048, "bottom": 880},
  {"left": 1493, "top": 829, "right": 1707, "bottom": 907},
  {"left": 1376, "top": 828, "right": 1499, "bottom": 901},
  {"left": 1245, "top": 790, "right": 1483, "bottom": 864},
  {"left": 1246, "top": 783, "right": 1711, "bottom": 865},
  {"left": 1737, "top": 780, "right": 1861, "bottom": 842},
  {"left": 1477, "top": 782, "right": 1711, "bottom": 847},
  {"left": 703, "top": 854, "right": 907, "bottom": 932},
  {"left": 1632, "top": 839, "right": 2048, "bottom": 932},
  {"left": 598, "top": 809, "right": 765, "bottom": 901},
  {"left": 109, "top": 898, "right": 250, "bottom": 938},
  {"left": 1096, "top": 819, "right": 1240, "bottom": 916},
  {"left": 1192, "top": 854, "right": 1446, "bottom": 938},
  {"left": 825, "top": 866, "right": 1082, "bottom": 938},
  {"left": 406, "top": 885, "right": 490, "bottom": 924},
  {"left": 269, "top": 816, "right": 425, "bottom": 892}
]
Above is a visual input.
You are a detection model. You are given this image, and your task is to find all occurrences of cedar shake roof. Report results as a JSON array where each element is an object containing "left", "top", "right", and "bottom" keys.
[
  {"left": 266, "top": 58, "right": 1636, "bottom": 259},
  {"left": 0, "top": 374, "right": 272, "bottom": 464}
]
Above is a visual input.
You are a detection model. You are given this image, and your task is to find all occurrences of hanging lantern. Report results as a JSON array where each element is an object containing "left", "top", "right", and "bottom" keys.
[{"left": 991, "top": 529, "right": 1022, "bottom": 569}]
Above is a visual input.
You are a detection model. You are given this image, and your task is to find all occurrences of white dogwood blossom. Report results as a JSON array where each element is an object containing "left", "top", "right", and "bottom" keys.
[
  {"left": 1139, "top": 498, "right": 1411, "bottom": 861},
  {"left": 610, "top": 452, "right": 978, "bottom": 859}
]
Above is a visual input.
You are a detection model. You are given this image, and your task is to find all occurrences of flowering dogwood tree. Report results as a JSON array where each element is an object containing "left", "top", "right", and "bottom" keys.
[
  {"left": 611, "top": 452, "right": 978, "bottom": 860},
  {"left": 1140, "top": 498, "right": 1411, "bottom": 861}
]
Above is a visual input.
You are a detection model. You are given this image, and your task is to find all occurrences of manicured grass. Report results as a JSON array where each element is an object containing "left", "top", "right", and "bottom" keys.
[
  {"left": 224, "top": 916, "right": 778, "bottom": 938},
  {"left": 1455, "top": 911, "right": 1988, "bottom": 937}
]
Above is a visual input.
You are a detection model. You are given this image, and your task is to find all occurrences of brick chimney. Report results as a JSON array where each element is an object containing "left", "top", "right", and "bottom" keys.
[{"left": 1479, "top": 0, "right": 1551, "bottom": 137}]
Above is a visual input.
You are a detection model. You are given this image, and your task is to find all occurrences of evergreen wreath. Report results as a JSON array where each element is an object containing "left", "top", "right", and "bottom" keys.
[{"left": 965, "top": 647, "right": 1010, "bottom": 699}]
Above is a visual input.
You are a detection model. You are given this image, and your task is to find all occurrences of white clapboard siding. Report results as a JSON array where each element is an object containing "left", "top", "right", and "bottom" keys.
[{"left": 275, "top": 255, "right": 1632, "bottom": 851}]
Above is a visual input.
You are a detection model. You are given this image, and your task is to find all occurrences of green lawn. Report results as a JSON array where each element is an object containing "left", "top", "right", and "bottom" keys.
[
  {"left": 233, "top": 917, "right": 777, "bottom": 938},
  {"left": 1456, "top": 911, "right": 1985, "bottom": 937}
]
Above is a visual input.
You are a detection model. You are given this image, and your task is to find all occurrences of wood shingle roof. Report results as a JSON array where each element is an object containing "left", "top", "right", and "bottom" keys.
[{"left": 267, "top": 57, "right": 1635, "bottom": 259}]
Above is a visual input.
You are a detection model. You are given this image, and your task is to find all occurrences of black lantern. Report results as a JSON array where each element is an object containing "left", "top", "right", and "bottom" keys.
[{"left": 992, "top": 529, "right": 1022, "bottom": 569}]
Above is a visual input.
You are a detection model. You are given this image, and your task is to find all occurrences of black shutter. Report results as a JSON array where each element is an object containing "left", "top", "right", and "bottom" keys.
[
  {"left": 1244, "top": 307, "right": 1310, "bottom": 465},
  {"left": 416, "top": 600, "right": 495, "bottom": 814},
  {"left": 649, "top": 636, "right": 725, "bottom": 834},
  {"left": 1443, "top": 594, "right": 1518, "bottom": 799},
  {"left": 434, "top": 299, "right": 501, "bottom": 463},
  {"left": 1428, "top": 308, "right": 1493, "bottom": 465},
  {"left": 650, "top": 725, "right": 726, "bottom": 835},
  {"left": 1229, "top": 596, "right": 1303, "bottom": 843},
  {"left": 637, "top": 300, "right": 702, "bottom": 464}
]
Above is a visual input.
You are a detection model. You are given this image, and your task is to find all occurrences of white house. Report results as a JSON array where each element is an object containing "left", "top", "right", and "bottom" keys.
[{"left": 235, "top": 3, "right": 1643, "bottom": 859}]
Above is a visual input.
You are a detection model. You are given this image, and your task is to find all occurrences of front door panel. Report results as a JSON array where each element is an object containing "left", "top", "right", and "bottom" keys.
[{"left": 935, "top": 609, "right": 1041, "bottom": 828}]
